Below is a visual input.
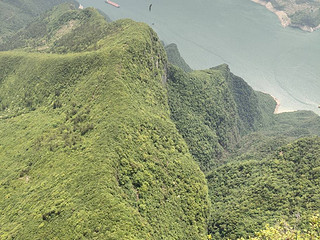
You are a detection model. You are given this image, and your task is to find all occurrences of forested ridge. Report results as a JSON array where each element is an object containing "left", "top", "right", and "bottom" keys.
[
  {"left": 0, "top": 3, "right": 319, "bottom": 239},
  {"left": 166, "top": 42, "right": 320, "bottom": 239},
  {"left": 0, "top": 4, "right": 209, "bottom": 239}
]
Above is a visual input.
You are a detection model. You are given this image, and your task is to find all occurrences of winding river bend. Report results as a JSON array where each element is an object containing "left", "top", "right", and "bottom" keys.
[{"left": 79, "top": 0, "right": 320, "bottom": 114}]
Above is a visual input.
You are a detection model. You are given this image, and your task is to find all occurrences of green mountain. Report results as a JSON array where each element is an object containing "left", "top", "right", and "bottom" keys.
[
  {"left": 165, "top": 44, "right": 320, "bottom": 239},
  {"left": 0, "top": 6, "right": 209, "bottom": 239},
  {"left": 1, "top": 3, "right": 320, "bottom": 240},
  {"left": 0, "top": 0, "right": 77, "bottom": 44},
  {"left": 166, "top": 56, "right": 320, "bottom": 171}
]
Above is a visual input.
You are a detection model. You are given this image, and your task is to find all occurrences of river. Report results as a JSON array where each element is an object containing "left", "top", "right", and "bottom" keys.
[{"left": 78, "top": 0, "right": 320, "bottom": 114}]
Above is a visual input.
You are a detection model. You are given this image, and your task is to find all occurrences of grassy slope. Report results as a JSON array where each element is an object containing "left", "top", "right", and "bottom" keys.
[{"left": 0, "top": 9, "right": 209, "bottom": 239}]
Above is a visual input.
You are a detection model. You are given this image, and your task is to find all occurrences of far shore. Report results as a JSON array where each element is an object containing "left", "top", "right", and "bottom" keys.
[
  {"left": 250, "top": 0, "right": 320, "bottom": 32},
  {"left": 250, "top": 0, "right": 291, "bottom": 28}
]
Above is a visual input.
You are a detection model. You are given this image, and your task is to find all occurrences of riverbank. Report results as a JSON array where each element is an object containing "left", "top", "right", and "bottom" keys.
[
  {"left": 250, "top": 0, "right": 320, "bottom": 32},
  {"left": 251, "top": 0, "right": 290, "bottom": 27}
]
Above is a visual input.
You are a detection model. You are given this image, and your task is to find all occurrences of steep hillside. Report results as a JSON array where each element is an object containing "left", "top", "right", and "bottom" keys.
[
  {"left": 167, "top": 65, "right": 241, "bottom": 172},
  {"left": 166, "top": 62, "right": 278, "bottom": 172},
  {"left": 212, "top": 64, "right": 274, "bottom": 133},
  {"left": 165, "top": 43, "right": 192, "bottom": 73},
  {"left": 0, "top": 0, "right": 77, "bottom": 43},
  {"left": 2, "top": 3, "right": 320, "bottom": 239},
  {"left": 166, "top": 48, "right": 320, "bottom": 172},
  {"left": 165, "top": 45, "right": 320, "bottom": 240},
  {"left": 207, "top": 137, "right": 320, "bottom": 239},
  {"left": 0, "top": 7, "right": 209, "bottom": 239}
]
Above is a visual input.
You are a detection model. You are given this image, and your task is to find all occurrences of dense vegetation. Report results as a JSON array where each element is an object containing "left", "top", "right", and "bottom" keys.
[
  {"left": 166, "top": 62, "right": 279, "bottom": 172},
  {"left": 1, "top": 2, "right": 320, "bottom": 239},
  {"left": 211, "top": 65, "right": 275, "bottom": 133},
  {"left": 167, "top": 65, "right": 241, "bottom": 172},
  {"left": 245, "top": 214, "right": 320, "bottom": 239},
  {"left": 0, "top": 0, "right": 77, "bottom": 43},
  {"left": 0, "top": 6, "right": 209, "bottom": 239},
  {"left": 227, "top": 110, "right": 320, "bottom": 162},
  {"left": 166, "top": 44, "right": 320, "bottom": 239},
  {"left": 207, "top": 137, "right": 320, "bottom": 239}
]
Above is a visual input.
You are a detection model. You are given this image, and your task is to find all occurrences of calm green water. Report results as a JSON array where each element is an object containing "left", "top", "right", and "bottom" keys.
[{"left": 79, "top": 0, "right": 320, "bottom": 114}]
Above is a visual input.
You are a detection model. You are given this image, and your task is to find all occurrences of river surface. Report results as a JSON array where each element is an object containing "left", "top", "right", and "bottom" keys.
[{"left": 79, "top": 0, "right": 320, "bottom": 114}]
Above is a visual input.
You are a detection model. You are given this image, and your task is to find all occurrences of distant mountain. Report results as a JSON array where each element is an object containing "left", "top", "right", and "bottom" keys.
[
  {"left": 0, "top": 3, "right": 111, "bottom": 52},
  {"left": 0, "top": 0, "right": 77, "bottom": 43},
  {"left": 165, "top": 43, "right": 192, "bottom": 73}
]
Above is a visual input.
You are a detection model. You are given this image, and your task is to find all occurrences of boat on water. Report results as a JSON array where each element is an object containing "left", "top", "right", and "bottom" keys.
[{"left": 105, "top": 0, "right": 120, "bottom": 8}]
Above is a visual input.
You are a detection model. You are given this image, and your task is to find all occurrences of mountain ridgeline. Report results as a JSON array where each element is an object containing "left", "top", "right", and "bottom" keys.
[
  {"left": 166, "top": 45, "right": 320, "bottom": 239},
  {"left": 1, "top": 3, "right": 320, "bottom": 239},
  {"left": 0, "top": 5, "right": 209, "bottom": 239},
  {"left": 166, "top": 62, "right": 276, "bottom": 172}
]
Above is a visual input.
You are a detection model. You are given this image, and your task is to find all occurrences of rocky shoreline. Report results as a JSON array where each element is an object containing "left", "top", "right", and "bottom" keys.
[
  {"left": 251, "top": 0, "right": 320, "bottom": 32},
  {"left": 272, "top": 95, "right": 280, "bottom": 114}
]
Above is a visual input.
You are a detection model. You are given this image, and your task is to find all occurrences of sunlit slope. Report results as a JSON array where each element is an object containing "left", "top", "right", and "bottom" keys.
[{"left": 0, "top": 14, "right": 209, "bottom": 240}]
